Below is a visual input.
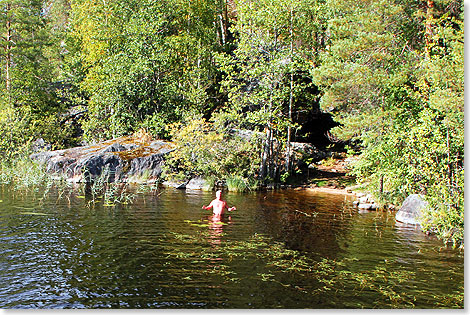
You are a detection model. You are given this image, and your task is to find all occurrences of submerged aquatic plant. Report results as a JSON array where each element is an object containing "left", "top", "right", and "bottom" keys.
[{"left": 163, "top": 230, "right": 463, "bottom": 309}]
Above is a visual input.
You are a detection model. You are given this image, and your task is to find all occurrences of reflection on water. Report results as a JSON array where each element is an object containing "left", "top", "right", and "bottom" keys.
[
  {"left": 0, "top": 186, "right": 464, "bottom": 309},
  {"left": 207, "top": 215, "right": 231, "bottom": 247}
]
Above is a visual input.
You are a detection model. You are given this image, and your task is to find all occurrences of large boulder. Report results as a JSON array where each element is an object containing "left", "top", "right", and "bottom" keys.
[
  {"left": 186, "top": 177, "right": 212, "bottom": 190},
  {"left": 395, "top": 194, "right": 428, "bottom": 226},
  {"left": 30, "top": 137, "right": 175, "bottom": 184}
]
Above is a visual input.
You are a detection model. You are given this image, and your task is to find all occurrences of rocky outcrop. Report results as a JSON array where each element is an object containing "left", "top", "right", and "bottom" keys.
[
  {"left": 290, "top": 142, "right": 327, "bottom": 162},
  {"left": 30, "top": 130, "right": 331, "bottom": 190},
  {"left": 395, "top": 194, "right": 428, "bottom": 226},
  {"left": 30, "top": 136, "right": 175, "bottom": 184}
]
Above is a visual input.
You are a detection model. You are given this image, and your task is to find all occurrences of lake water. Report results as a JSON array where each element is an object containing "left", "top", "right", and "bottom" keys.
[{"left": 0, "top": 185, "right": 464, "bottom": 308}]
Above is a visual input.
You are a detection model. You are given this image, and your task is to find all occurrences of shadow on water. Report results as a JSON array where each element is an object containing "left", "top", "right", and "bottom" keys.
[
  {"left": 251, "top": 190, "right": 357, "bottom": 258},
  {"left": 0, "top": 185, "right": 464, "bottom": 308}
]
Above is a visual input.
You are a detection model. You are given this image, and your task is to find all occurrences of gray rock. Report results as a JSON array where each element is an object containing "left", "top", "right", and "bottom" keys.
[
  {"left": 291, "top": 142, "right": 327, "bottom": 162},
  {"left": 358, "top": 196, "right": 369, "bottom": 204},
  {"left": 82, "top": 155, "right": 123, "bottom": 181},
  {"left": 102, "top": 143, "right": 127, "bottom": 153},
  {"left": 186, "top": 177, "right": 210, "bottom": 190},
  {"left": 229, "top": 128, "right": 264, "bottom": 140},
  {"left": 162, "top": 180, "right": 188, "bottom": 189},
  {"left": 30, "top": 137, "right": 174, "bottom": 184},
  {"left": 127, "top": 153, "right": 165, "bottom": 178},
  {"left": 395, "top": 194, "right": 428, "bottom": 226},
  {"left": 31, "top": 138, "right": 51, "bottom": 153},
  {"left": 358, "top": 203, "right": 375, "bottom": 210},
  {"left": 30, "top": 151, "right": 56, "bottom": 164}
]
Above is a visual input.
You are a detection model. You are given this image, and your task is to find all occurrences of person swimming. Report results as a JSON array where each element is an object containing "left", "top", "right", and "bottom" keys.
[{"left": 202, "top": 190, "right": 236, "bottom": 217}]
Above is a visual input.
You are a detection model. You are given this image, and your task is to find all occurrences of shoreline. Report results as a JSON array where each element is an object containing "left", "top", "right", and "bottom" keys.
[{"left": 303, "top": 186, "right": 354, "bottom": 195}]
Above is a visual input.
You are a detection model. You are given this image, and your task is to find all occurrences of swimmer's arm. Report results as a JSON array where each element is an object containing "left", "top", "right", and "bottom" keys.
[{"left": 202, "top": 200, "right": 214, "bottom": 210}]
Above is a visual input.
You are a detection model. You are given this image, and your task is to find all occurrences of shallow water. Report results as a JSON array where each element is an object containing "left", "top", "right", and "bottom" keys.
[{"left": 0, "top": 186, "right": 464, "bottom": 308}]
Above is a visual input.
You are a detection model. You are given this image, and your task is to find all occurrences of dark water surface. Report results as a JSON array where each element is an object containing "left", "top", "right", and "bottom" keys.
[{"left": 0, "top": 186, "right": 463, "bottom": 308}]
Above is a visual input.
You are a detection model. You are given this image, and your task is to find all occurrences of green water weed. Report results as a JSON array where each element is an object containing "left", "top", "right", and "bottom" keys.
[{"left": 160, "top": 231, "right": 465, "bottom": 308}]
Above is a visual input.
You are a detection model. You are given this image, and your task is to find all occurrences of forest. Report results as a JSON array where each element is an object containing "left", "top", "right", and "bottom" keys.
[{"left": 0, "top": 0, "right": 464, "bottom": 245}]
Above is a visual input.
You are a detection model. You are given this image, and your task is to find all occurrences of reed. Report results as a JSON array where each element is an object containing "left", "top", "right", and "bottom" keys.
[
  {"left": 226, "top": 175, "right": 259, "bottom": 192},
  {"left": 85, "top": 165, "right": 137, "bottom": 207},
  {"left": 0, "top": 159, "right": 56, "bottom": 189},
  {"left": 225, "top": 175, "right": 248, "bottom": 192}
]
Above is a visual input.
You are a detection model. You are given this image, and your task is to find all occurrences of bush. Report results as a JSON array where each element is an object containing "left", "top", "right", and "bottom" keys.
[
  {"left": 0, "top": 107, "right": 34, "bottom": 161},
  {"left": 350, "top": 107, "right": 464, "bottom": 246},
  {"left": 163, "top": 116, "right": 262, "bottom": 185}
]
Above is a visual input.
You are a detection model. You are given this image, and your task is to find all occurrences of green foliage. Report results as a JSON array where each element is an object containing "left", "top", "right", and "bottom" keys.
[
  {"left": 320, "top": 156, "right": 336, "bottom": 167},
  {"left": 0, "top": 0, "right": 56, "bottom": 110},
  {"left": 69, "top": 0, "right": 226, "bottom": 141},
  {"left": 0, "top": 0, "right": 80, "bottom": 159},
  {"left": 0, "top": 107, "right": 33, "bottom": 161},
  {"left": 0, "top": 104, "right": 81, "bottom": 160},
  {"left": 216, "top": 0, "right": 322, "bottom": 180},
  {"left": 163, "top": 115, "right": 262, "bottom": 184},
  {"left": 314, "top": 0, "right": 464, "bottom": 245}
]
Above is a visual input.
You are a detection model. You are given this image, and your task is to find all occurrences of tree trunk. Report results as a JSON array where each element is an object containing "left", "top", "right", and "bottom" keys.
[
  {"left": 445, "top": 121, "right": 453, "bottom": 191},
  {"left": 421, "top": 0, "right": 434, "bottom": 102},
  {"left": 222, "top": 0, "right": 228, "bottom": 41},
  {"left": 261, "top": 86, "right": 274, "bottom": 180},
  {"left": 5, "top": 2, "right": 11, "bottom": 100},
  {"left": 285, "top": 6, "right": 294, "bottom": 174},
  {"left": 218, "top": 14, "right": 225, "bottom": 45},
  {"left": 260, "top": 126, "right": 271, "bottom": 179},
  {"left": 269, "top": 127, "right": 275, "bottom": 178},
  {"left": 424, "top": 0, "right": 434, "bottom": 60}
]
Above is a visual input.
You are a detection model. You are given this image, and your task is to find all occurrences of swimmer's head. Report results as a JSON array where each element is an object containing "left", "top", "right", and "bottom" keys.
[{"left": 216, "top": 190, "right": 222, "bottom": 199}]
